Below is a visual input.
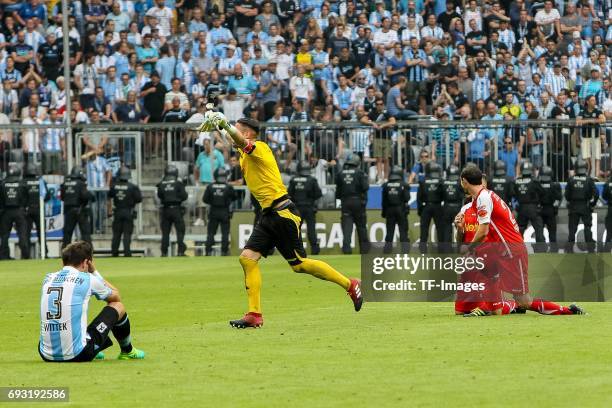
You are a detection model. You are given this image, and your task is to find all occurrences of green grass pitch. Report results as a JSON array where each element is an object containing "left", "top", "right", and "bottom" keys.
[{"left": 2, "top": 255, "right": 612, "bottom": 407}]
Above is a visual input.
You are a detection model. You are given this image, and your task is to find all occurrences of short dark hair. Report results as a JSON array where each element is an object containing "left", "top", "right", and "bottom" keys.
[
  {"left": 460, "top": 164, "right": 483, "bottom": 186},
  {"left": 237, "top": 117, "right": 260, "bottom": 134},
  {"left": 62, "top": 241, "right": 93, "bottom": 267}
]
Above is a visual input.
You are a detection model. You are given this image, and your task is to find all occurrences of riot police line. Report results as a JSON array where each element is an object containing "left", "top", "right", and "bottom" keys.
[{"left": 1, "top": 158, "right": 612, "bottom": 259}]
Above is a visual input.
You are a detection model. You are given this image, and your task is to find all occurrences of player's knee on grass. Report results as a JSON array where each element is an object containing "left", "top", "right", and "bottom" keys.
[{"left": 108, "top": 301, "right": 126, "bottom": 319}]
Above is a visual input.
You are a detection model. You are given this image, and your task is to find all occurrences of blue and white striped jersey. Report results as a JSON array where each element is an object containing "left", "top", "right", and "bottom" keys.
[{"left": 39, "top": 267, "right": 112, "bottom": 361}]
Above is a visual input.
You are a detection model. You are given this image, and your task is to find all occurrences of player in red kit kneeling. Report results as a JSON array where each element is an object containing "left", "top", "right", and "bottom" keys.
[
  {"left": 454, "top": 197, "right": 521, "bottom": 316},
  {"left": 457, "top": 165, "right": 585, "bottom": 316}
]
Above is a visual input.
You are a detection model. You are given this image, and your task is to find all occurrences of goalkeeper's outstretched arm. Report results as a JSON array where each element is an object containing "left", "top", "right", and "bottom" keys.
[
  {"left": 220, "top": 123, "right": 248, "bottom": 150},
  {"left": 198, "top": 111, "right": 248, "bottom": 149}
]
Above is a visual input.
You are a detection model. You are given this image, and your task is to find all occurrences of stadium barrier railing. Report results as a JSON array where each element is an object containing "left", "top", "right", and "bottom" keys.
[{"left": 0, "top": 119, "right": 609, "bottom": 237}]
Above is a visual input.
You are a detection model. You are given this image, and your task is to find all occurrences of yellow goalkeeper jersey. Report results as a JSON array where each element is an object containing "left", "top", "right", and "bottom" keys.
[{"left": 239, "top": 141, "right": 288, "bottom": 209}]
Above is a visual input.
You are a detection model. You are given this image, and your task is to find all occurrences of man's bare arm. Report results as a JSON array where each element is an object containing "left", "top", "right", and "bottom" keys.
[{"left": 470, "top": 223, "right": 489, "bottom": 245}]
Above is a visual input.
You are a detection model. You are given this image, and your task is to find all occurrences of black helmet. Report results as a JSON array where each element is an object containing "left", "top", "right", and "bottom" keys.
[
  {"left": 575, "top": 158, "right": 587, "bottom": 176},
  {"left": 388, "top": 166, "right": 403, "bottom": 181},
  {"left": 425, "top": 161, "right": 442, "bottom": 178},
  {"left": 345, "top": 153, "right": 361, "bottom": 168},
  {"left": 165, "top": 164, "right": 179, "bottom": 178},
  {"left": 447, "top": 164, "right": 460, "bottom": 181},
  {"left": 70, "top": 166, "right": 85, "bottom": 180},
  {"left": 215, "top": 167, "right": 228, "bottom": 183},
  {"left": 539, "top": 166, "right": 553, "bottom": 182},
  {"left": 520, "top": 161, "right": 533, "bottom": 177},
  {"left": 298, "top": 161, "right": 311, "bottom": 177},
  {"left": 8, "top": 163, "right": 22, "bottom": 178},
  {"left": 118, "top": 166, "right": 131, "bottom": 182},
  {"left": 494, "top": 160, "right": 506, "bottom": 177},
  {"left": 25, "top": 163, "right": 38, "bottom": 177}
]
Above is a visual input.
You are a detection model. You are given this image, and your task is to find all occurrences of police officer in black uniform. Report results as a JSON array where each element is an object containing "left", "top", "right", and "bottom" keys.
[
  {"left": 157, "top": 165, "right": 188, "bottom": 256},
  {"left": 24, "top": 164, "right": 51, "bottom": 256},
  {"left": 565, "top": 159, "right": 598, "bottom": 253},
  {"left": 417, "top": 162, "right": 444, "bottom": 252},
  {"left": 440, "top": 165, "right": 463, "bottom": 252},
  {"left": 489, "top": 160, "right": 514, "bottom": 205},
  {"left": 335, "top": 154, "right": 370, "bottom": 254},
  {"left": 0, "top": 165, "right": 29, "bottom": 259},
  {"left": 539, "top": 166, "right": 562, "bottom": 252},
  {"left": 203, "top": 168, "right": 235, "bottom": 256},
  {"left": 109, "top": 166, "right": 142, "bottom": 257},
  {"left": 288, "top": 161, "right": 323, "bottom": 255},
  {"left": 61, "top": 166, "right": 94, "bottom": 248},
  {"left": 381, "top": 166, "right": 410, "bottom": 253},
  {"left": 514, "top": 161, "right": 545, "bottom": 247},
  {"left": 602, "top": 173, "right": 612, "bottom": 252}
]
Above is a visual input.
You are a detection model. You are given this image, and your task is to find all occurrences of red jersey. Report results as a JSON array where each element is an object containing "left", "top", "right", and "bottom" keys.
[
  {"left": 455, "top": 201, "right": 504, "bottom": 312},
  {"left": 459, "top": 202, "right": 478, "bottom": 243},
  {"left": 471, "top": 188, "right": 523, "bottom": 245}
]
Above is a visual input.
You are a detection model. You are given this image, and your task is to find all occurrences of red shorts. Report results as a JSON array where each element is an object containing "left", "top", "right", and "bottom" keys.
[{"left": 495, "top": 246, "right": 529, "bottom": 295}]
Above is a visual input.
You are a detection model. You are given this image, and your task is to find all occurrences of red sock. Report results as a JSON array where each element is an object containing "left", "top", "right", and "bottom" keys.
[
  {"left": 529, "top": 299, "right": 572, "bottom": 315},
  {"left": 501, "top": 300, "right": 519, "bottom": 315}
]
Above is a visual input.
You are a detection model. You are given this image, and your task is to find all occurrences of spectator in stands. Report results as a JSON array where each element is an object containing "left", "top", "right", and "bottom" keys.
[
  {"left": 14, "top": 0, "right": 46, "bottom": 27},
  {"left": 333, "top": 75, "right": 355, "bottom": 121},
  {"left": 360, "top": 97, "right": 396, "bottom": 183},
  {"left": 499, "top": 136, "right": 520, "bottom": 179},
  {"left": 74, "top": 53, "right": 97, "bottom": 108},
  {"left": 430, "top": 106, "right": 459, "bottom": 168},
  {"left": 289, "top": 65, "right": 314, "bottom": 110},
  {"left": 137, "top": 33, "right": 159, "bottom": 74},
  {"left": 221, "top": 88, "right": 245, "bottom": 123},
  {"left": 227, "top": 64, "right": 256, "bottom": 103},
  {"left": 140, "top": 71, "right": 165, "bottom": 121},
  {"left": 266, "top": 105, "right": 296, "bottom": 170},
  {"left": 21, "top": 92, "right": 46, "bottom": 121},
  {"left": 41, "top": 108, "right": 65, "bottom": 175},
  {"left": 146, "top": 0, "right": 174, "bottom": 39},
  {"left": 22, "top": 105, "right": 42, "bottom": 164},
  {"left": 387, "top": 77, "right": 416, "bottom": 120},
  {"left": 194, "top": 134, "right": 224, "bottom": 185},
  {"left": 92, "top": 86, "right": 112, "bottom": 122},
  {"left": 164, "top": 77, "right": 190, "bottom": 111},
  {"left": 0, "top": 79, "right": 19, "bottom": 120},
  {"left": 408, "top": 149, "right": 431, "bottom": 184},
  {"left": 37, "top": 33, "right": 61, "bottom": 81},
  {"left": 106, "top": 2, "right": 130, "bottom": 32},
  {"left": 85, "top": 148, "right": 111, "bottom": 233},
  {"left": 10, "top": 30, "right": 35, "bottom": 75}
]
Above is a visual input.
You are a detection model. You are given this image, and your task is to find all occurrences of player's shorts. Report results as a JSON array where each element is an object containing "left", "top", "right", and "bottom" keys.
[
  {"left": 39, "top": 306, "right": 118, "bottom": 363},
  {"left": 483, "top": 244, "right": 529, "bottom": 295},
  {"left": 244, "top": 200, "right": 307, "bottom": 265},
  {"left": 581, "top": 137, "right": 602, "bottom": 160}
]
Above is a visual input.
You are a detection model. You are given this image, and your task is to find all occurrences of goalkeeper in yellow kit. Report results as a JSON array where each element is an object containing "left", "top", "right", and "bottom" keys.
[{"left": 199, "top": 112, "right": 363, "bottom": 328}]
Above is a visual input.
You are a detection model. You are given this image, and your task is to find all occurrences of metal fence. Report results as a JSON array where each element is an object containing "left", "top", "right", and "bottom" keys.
[
  {"left": 1, "top": 119, "right": 610, "bottom": 238},
  {"left": 1, "top": 119, "right": 610, "bottom": 183}
]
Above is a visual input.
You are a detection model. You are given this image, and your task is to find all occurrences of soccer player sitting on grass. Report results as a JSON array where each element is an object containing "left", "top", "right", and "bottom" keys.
[
  {"left": 39, "top": 241, "right": 145, "bottom": 361},
  {"left": 199, "top": 112, "right": 363, "bottom": 328},
  {"left": 459, "top": 165, "right": 584, "bottom": 316}
]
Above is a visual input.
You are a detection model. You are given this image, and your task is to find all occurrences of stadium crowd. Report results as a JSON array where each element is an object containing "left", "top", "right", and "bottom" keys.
[{"left": 0, "top": 0, "right": 610, "bottom": 186}]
